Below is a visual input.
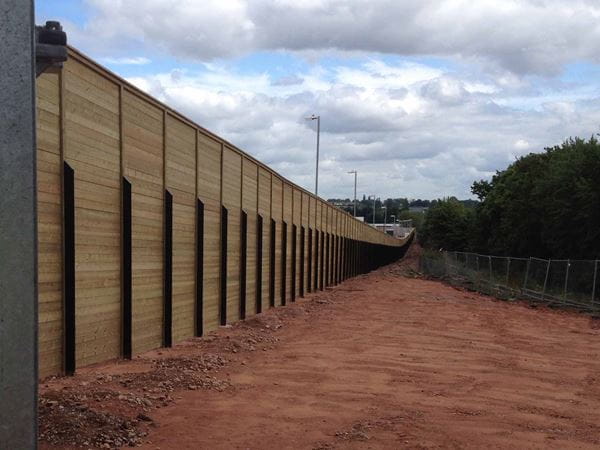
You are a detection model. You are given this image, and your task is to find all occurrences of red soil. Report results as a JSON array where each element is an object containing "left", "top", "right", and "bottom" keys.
[{"left": 40, "top": 246, "right": 600, "bottom": 449}]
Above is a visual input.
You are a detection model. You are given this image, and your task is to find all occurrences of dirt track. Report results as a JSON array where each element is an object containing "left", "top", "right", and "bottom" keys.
[{"left": 40, "top": 246, "right": 600, "bottom": 449}]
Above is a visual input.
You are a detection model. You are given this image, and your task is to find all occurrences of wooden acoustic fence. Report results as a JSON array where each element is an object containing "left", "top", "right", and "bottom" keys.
[{"left": 35, "top": 47, "right": 413, "bottom": 377}]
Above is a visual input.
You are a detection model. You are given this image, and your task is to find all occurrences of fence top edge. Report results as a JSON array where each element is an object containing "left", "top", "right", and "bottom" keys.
[{"left": 442, "top": 252, "right": 599, "bottom": 264}]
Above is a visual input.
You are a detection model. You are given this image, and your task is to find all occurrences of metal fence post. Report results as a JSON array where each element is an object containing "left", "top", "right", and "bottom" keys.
[
  {"left": 541, "top": 259, "right": 551, "bottom": 300},
  {"left": 592, "top": 260, "right": 598, "bottom": 307},
  {"left": 505, "top": 257, "right": 511, "bottom": 289},
  {"left": 523, "top": 258, "right": 531, "bottom": 292},
  {"left": 488, "top": 256, "right": 493, "bottom": 291},
  {"left": 563, "top": 259, "right": 570, "bottom": 303},
  {"left": 474, "top": 254, "right": 480, "bottom": 291},
  {"left": 0, "top": 1, "right": 38, "bottom": 447}
]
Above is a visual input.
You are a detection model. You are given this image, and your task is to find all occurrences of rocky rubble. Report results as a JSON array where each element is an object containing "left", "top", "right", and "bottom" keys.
[
  {"left": 39, "top": 392, "right": 148, "bottom": 448},
  {"left": 39, "top": 354, "right": 231, "bottom": 448},
  {"left": 115, "top": 353, "right": 230, "bottom": 394}
]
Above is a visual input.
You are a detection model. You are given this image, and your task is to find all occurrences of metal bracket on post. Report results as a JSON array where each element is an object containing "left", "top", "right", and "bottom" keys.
[{"left": 35, "top": 21, "right": 67, "bottom": 77}]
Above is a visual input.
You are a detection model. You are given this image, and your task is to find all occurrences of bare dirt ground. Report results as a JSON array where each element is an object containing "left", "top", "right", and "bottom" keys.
[{"left": 40, "top": 245, "right": 600, "bottom": 449}]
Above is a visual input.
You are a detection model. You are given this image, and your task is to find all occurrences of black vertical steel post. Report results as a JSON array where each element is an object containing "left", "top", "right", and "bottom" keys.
[
  {"left": 291, "top": 224, "right": 297, "bottom": 301},
  {"left": 347, "top": 239, "right": 351, "bottom": 278},
  {"left": 362, "top": 242, "right": 366, "bottom": 274},
  {"left": 353, "top": 239, "right": 357, "bottom": 277},
  {"left": 333, "top": 235, "right": 337, "bottom": 284},
  {"left": 341, "top": 236, "right": 345, "bottom": 282},
  {"left": 307, "top": 228, "right": 312, "bottom": 293},
  {"left": 350, "top": 240, "right": 354, "bottom": 278},
  {"left": 240, "top": 211, "right": 247, "bottom": 319},
  {"left": 356, "top": 240, "right": 360, "bottom": 275},
  {"left": 320, "top": 231, "right": 325, "bottom": 290},
  {"left": 338, "top": 236, "right": 345, "bottom": 283},
  {"left": 220, "top": 206, "right": 228, "bottom": 325},
  {"left": 269, "top": 219, "right": 275, "bottom": 307},
  {"left": 256, "top": 215, "right": 263, "bottom": 314},
  {"left": 345, "top": 238, "right": 349, "bottom": 280},
  {"left": 332, "top": 235, "right": 336, "bottom": 285},
  {"left": 63, "top": 163, "right": 76, "bottom": 374},
  {"left": 334, "top": 235, "right": 339, "bottom": 284},
  {"left": 196, "top": 199, "right": 204, "bottom": 336},
  {"left": 163, "top": 190, "right": 173, "bottom": 347},
  {"left": 331, "top": 234, "right": 335, "bottom": 284},
  {"left": 281, "top": 222, "right": 287, "bottom": 306},
  {"left": 300, "top": 226, "right": 305, "bottom": 297},
  {"left": 325, "top": 233, "right": 329, "bottom": 287},
  {"left": 350, "top": 239, "right": 353, "bottom": 278},
  {"left": 336, "top": 235, "right": 340, "bottom": 284},
  {"left": 314, "top": 230, "right": 319, "bottom": 292},
  {"left": 122, "top": 178, "right": 132, "bottom": 357},
  {"left": 360, "top": 241, "right": 363, "bottom": 274}
]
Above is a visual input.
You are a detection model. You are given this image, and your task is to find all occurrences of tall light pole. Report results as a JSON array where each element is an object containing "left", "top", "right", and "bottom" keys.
[
  {"left": 305, "top": 114, "right": 320, "bottom": 196},
  {"left": 368, "top": 195, "right": 377, "bottom": 225},
  {"left": 347, "top": 170, "right": 357, "bottom": 217}
]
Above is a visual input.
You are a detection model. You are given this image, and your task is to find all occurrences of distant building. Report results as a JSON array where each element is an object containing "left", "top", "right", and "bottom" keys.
[
  {"left": 330, "top": 200, "right": 352, "bottom": 208},
  {"left": 371, "top": 221, "right": 413, "bottom": 238},
  {"left": 408, "top": 206, "right": 428, "bottom": 214}
]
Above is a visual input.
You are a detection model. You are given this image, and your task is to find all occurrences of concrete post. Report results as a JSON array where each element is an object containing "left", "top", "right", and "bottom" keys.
[{"left": 0, "top": 0, "right": 38, "bottom": 448}]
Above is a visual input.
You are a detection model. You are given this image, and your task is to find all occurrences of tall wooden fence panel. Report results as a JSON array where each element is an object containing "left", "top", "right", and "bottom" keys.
[{"left": 35, "top": 48, "right": 412, "bottom": 377}]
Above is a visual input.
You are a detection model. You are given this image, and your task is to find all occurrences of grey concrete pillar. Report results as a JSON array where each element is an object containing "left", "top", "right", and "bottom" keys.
[{"left": 0, "top": 0, "right": 38, "bottom": 448}]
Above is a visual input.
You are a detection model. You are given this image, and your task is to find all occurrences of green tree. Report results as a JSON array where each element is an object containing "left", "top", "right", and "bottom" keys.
[
  {"left": 398, "top": 210, "right": 424, "bottom": 234},
  {"left": 471, "top": 136, "right": 600, "bottom": 259},
  {"left": 420, "top": 198, "right": 473, "bottom": 251}
]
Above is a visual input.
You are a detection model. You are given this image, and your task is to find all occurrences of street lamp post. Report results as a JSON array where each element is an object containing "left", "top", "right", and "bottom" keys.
[
  {"left": 368, "top": 195, "right": 377, "bottom": 226},
  {"left": 305, "top": 114, "right": 320, "bottom": 196},
  {"left": 347, "top": 170, "right": 357, "bottom": 217}
]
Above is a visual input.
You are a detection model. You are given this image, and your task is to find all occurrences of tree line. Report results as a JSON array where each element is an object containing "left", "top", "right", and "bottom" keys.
[
  {"left": 328, "top": 196, "right": 475, "bottom": 229},
  {"left": 420, "top": 137, "right": 600, "bottom": 260}
]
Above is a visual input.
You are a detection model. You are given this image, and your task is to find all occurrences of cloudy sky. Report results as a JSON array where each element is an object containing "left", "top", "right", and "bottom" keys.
[{"left": 37, "top": 0, "right": 600, "bottom": 200}]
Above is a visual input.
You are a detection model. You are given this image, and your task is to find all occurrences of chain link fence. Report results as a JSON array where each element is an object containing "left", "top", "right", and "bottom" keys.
[{"left": 420, "top": 250, "right": 600, "bottom": 311}]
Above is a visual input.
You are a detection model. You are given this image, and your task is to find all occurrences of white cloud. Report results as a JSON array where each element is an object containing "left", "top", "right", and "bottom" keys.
[
  {"left": 122, "top": 57, "right": 600, "bottom": 199},
  {"left": 78, "top": 0, "right": 600, "bottom": 75},
  {"left": 100, "top": 56, "right": 151, "bottom": 65},
  {"left": 41, "top": 1, "right": 600, "bottom": 200},
  {"left": 514, "top": 139, "right": 530, "bottom": 150}
]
